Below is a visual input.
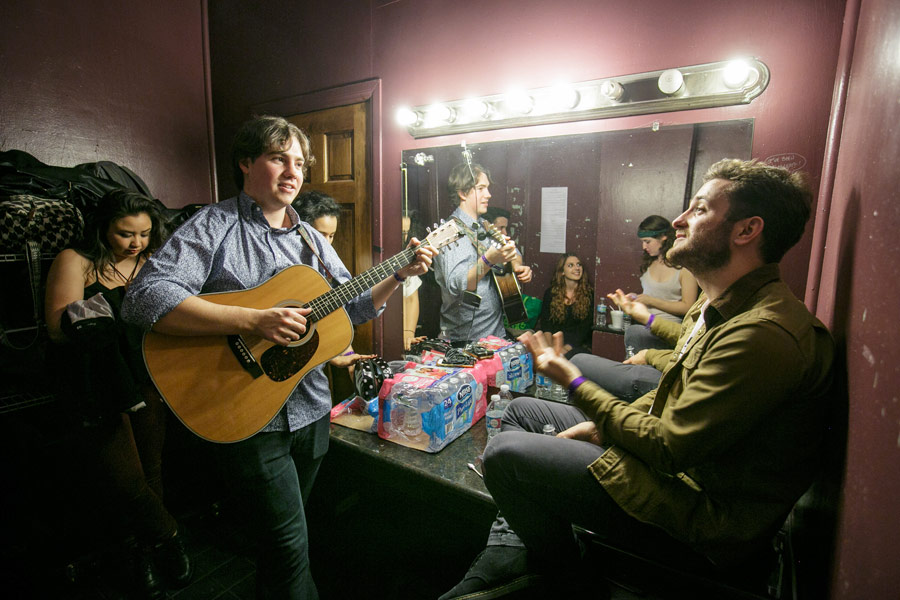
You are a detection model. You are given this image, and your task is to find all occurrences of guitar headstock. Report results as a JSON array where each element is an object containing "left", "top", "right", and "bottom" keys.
[
  {"left": 478, "top": 218, "right": 508, "bottom": 246},
  {"left": 423, "top": 219, "right": 463, "bottom": 251}
]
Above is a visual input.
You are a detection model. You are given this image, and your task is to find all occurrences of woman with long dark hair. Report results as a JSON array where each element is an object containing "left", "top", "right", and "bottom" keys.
[
  {"left": 45, "top": 189, "right": 191, "bottom": 599},
  {"left": 538, "top": 252, "right": 594, "bottom": 358}
]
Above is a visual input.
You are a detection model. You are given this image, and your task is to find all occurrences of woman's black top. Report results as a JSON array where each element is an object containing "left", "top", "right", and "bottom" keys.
[{"left": 538, "top": 287, "right": 594, "bottom": 358}]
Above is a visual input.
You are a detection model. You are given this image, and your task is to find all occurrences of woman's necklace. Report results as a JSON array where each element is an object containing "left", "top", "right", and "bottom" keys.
[{"left": 110, "top": 257, "right": 140, "bottom": 286}]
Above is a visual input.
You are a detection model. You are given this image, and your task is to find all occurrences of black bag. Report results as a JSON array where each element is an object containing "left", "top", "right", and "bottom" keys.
[
  {"left": 0, "top": 195, "right": 84, "bottom": 255},
  {"left": 75, "top": 160, "right": 154, "bottom": 198}
]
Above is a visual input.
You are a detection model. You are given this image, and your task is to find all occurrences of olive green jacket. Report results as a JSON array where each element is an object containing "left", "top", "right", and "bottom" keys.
[{"left": 572, "top": 264, "right": 834, "bottom": 565}]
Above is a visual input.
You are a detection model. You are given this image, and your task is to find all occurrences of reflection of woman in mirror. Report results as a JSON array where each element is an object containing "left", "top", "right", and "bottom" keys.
[
  {"left": 539, "top": 253, "right": 594, "bottom": 358},
  {"left": 623, "top": 215, "right": 698, "bottom": 352}
]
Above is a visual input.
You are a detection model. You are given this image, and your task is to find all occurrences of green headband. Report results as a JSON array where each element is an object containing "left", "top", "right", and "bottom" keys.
[{"left": 638, "top": 228, "right": 668, "bottom": 238}]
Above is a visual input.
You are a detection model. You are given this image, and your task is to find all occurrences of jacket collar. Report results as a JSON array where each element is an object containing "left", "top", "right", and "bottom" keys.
[{"left": 704, "top": 263, "right": 782, "bottom": 328}]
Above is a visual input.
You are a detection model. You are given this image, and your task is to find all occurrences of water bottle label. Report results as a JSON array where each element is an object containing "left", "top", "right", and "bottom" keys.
[
  {"left": 486, "top": 414, "right": 502, "bottom": 430},
  {"left": 454, "top": 383, "right": 474, "bottom": 426},
  {"left": 507, "top": 356, "right": 522, "bottom": 380}
]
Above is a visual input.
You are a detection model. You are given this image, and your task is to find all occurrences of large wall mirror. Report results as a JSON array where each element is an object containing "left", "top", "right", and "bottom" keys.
[{"left": 400, "top": 119, "right": 753, "bottom": 355}]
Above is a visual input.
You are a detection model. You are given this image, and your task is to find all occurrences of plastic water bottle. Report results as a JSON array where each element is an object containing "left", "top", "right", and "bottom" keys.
[
  {"left": 550, "top": 382, "right": 567, "bottom": 403},
  {"left": 486, "top": 394, "right": 504, "bottom": 440},
  {"left": 534, "top": 372, "right": 551, "bottom": 399},
  {"left": 498, "top": 383, "right": 514, "bottom": 409},
  {"left": 389, "top": 389, "right": 422, "bottom": 438},
  {"left": 625, "top": 345, "right": 636, "bottom": 359},
  {"left": 542, "top": 423, "right": 557, "bottom": 436},
  {"left": 495, "top": 349, "right": 509, "bottom": 387},
  {"left": 595, "top": 303, "right": 607, "bottom": 327},
  {"left": 623, "top": 313, "right": 632, "bottom": 328},
  {"left": 515, "top": 343, "right": 534, "bottom": 388}
]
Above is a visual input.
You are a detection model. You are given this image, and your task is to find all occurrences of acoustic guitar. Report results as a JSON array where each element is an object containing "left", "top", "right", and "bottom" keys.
[
  {"left": 142, "top": 220, "right": 462, "bottom": 443},
  {"left": 478, "top": 219, "right": 528, "bottom": 325}
]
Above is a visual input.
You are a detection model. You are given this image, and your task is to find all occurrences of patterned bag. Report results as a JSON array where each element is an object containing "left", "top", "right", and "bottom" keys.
[{"left": 0, "top": 195, "right": 84, "bottom": 254}]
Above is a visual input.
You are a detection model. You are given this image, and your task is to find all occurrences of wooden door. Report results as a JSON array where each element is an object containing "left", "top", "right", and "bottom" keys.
[{"left": 289, "top": 101, "right": 373, "bottom": 353}]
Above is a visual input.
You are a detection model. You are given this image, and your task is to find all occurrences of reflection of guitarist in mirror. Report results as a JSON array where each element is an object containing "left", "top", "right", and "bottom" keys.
[
  {"left": 120, "top": 115, "right": 436, "bottom": 598},
  {"left": 433, "top": 161, "right": 532, "bottom": 344}
]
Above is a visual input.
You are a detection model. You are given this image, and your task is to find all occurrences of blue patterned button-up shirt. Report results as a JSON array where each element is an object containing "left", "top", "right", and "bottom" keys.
[
  {"left": 121, "top": 192, "right": 379, "bottom": 432},
  {"left": 432, "top": 207, "right": 505, "bottom": 342}
]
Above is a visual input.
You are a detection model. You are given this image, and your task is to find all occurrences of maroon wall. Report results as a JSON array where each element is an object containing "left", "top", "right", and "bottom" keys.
[
  {"left": 811, "top": 0, "right": 900, "bottom": 596},
  {"left": 0, "top": 0, "right": 213, "bottom": 208},
  {"left": 209, "top": 0, "right": 845, "bottom": 356}
]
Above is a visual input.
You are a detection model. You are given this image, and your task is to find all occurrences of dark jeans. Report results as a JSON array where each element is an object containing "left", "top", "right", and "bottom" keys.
[
  {"left": 86, "top": 385, "right": 178, "bottom": 547},
  {"left": 483, "top": 397, "right": 703, "bottom": 572},
  {"left": 570, "top": 353, "right": 661, "bottom": 403},
  {"left": 213, "top": 414, "right": 330, "bottom": 600}
]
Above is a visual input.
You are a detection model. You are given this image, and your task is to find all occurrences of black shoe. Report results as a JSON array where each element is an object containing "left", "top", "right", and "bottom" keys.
[
  {"left": 438, "top": 546, "right": 542, "bottom": 600},
  {"left": 155, "top": 530, "right": 193, "bottom": 588},
  {"left": 134, "top": 547, "right": 165, "bottom": 600}
]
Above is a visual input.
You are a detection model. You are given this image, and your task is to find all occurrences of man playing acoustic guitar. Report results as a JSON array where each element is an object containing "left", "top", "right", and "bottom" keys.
[
  {"left": 433, "top": 162, "right": 532, "bottom": 344},
  {"left": 122, "top": 115, "right": 435, "bottom": 599}
]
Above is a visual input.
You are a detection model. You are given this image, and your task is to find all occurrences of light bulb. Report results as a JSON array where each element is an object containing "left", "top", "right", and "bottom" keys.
[
  {"left": 723, "top": 60, "right": 751, "bottom": 88},
  {"left": 600, "top": 80, "right": 624, "bottom": 101},
  {"left": 396, "top": 107, "right": 420, "bottom": 127},
  {"left": 460, "top": 98, "right": 491, "bottom": 121},
  {"left": 657, "top": 69, "right": 684, "bottom": 95},
  {"left": 549, "top": 85, "right": 580, "bottom": 110}
]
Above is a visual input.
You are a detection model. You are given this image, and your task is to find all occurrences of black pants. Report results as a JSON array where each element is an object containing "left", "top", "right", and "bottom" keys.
[{"left": 213, "top": 414, "right": 329, "bottom": 600}]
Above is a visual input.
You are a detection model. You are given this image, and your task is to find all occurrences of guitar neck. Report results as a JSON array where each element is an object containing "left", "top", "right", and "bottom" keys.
[{"left": 305, "top": 247, "right": 416, "bottom": 321}]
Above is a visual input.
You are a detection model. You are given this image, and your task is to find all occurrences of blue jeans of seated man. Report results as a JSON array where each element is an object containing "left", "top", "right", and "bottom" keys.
[
  {"left": 213, "top": 413, "right": 330, "bottom": 600},
  {"left": 483, "top": 397, "right": 703, "bottom": 572},
  {"left": 570, "top": 353, "right": 661, "bottom": 403}
]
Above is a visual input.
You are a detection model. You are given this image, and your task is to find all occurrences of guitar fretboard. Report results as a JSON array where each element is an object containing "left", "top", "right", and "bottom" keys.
[{"left": 304, "top": 247, "right": 416, "bottom": 321}]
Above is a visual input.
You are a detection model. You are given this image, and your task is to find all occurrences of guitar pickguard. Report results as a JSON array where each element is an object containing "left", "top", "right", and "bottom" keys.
[{"left": 260, "top": 330, "right": 320, "bottom": 381}]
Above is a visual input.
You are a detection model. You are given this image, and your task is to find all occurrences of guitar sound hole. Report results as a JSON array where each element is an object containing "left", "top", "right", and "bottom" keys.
[{"left": 261, "top": 330, "right": 320, "bottom": 382}]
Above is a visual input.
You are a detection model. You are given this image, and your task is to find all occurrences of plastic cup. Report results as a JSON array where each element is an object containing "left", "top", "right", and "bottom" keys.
[{"left": 610, "top": 310, "right": 624, "bottom": 330}]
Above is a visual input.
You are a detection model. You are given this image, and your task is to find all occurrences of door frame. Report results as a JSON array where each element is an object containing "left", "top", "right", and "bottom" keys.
[{"left": 252, "top": 78, "right": 385, "bottom": 352}]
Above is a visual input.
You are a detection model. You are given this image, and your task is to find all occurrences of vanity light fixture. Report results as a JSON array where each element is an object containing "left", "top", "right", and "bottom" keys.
[{"left": 397, "top": 57, "right": 770, "bottom": 138}]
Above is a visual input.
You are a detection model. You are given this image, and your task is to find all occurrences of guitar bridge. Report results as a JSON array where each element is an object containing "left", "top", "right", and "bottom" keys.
[{"left": 227, "top": 335, "right": 265, "bottom": 379}]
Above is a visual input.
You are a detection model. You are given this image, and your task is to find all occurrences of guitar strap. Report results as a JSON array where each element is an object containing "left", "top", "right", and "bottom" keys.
[
  {"left": 296, "top": 225, "right": 337, "bottom": 284},
  {"left": 455, "top": 218, "right": 491, "bottom": 258}
]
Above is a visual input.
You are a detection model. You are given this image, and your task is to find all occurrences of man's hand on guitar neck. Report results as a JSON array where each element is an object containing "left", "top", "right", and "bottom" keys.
[{"left": 483, "top": 240, "right": 518, "bottom": 268}]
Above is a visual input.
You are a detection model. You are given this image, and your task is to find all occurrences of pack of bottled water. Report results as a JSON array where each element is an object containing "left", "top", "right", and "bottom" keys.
[
  {"left": 493, "top": 342, "right": 534, "bottom": 392},
  {"left": 378, "top": 367, "right": 486, "bottom": 453}
]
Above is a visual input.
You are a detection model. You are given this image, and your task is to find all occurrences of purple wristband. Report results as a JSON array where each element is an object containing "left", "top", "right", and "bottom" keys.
[
  {"left": 481, "top": 254, "right": 493, "bottom": 268},
  {"left": 343, "top": 350, "right": 354, "bottom": 356},
  {"left": 568, "top": 376, "right": 587, "bottom": 394},
  {"left": 644, "top": 313, "right": 655, "bottom": 330},
  {"left": 393, "top": 272, "right": 406, "bottom": 283}
]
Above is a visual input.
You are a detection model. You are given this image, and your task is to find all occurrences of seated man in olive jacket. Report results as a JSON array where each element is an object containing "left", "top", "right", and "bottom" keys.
[{"left": 439, "top": 158, "right": 834, "bottom": 599}]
